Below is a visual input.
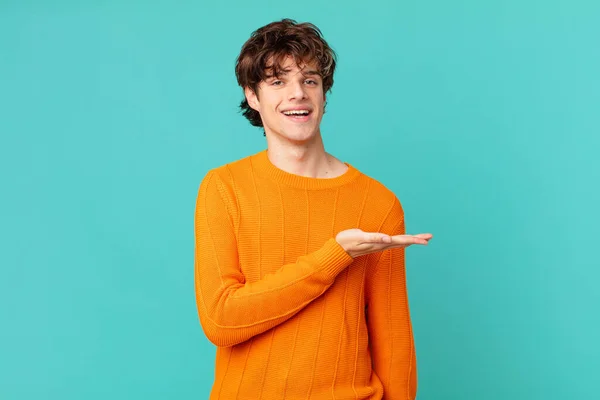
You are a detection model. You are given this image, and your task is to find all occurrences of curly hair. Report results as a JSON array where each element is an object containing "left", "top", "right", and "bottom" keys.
[{"left": 235, "top": 19, "right": 337, "bottom": 132}]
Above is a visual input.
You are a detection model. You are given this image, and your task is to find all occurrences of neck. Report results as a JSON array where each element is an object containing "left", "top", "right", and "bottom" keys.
[{"left": 265, "top": 132, "right": 334, "bottom": 179}]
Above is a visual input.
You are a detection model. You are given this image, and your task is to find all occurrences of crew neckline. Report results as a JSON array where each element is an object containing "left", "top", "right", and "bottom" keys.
[{"left": 251, "top": 149, "right": 361, "bottom": 190}]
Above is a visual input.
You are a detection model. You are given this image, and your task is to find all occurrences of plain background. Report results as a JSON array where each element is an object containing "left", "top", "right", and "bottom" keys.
[{"left": 1, "top": 0, "right": 599, "bottom": 399}]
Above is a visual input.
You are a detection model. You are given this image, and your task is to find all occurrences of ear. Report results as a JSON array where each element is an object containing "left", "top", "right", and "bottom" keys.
[{"left": 244, "top": 87, "right": 260, "bottom": 111}]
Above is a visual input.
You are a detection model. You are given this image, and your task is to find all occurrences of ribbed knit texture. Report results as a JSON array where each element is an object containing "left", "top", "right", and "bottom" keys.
[{"left": 194, "top": 149, "right": 417, "bottom": 400}]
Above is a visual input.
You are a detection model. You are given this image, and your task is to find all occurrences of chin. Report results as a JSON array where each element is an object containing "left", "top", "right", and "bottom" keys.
[
  {"left": 266, "top": 124, "right": 319, "bottom": 142},
  {"left": 286, "top": 130, "right": 318, "bottom": 142}
]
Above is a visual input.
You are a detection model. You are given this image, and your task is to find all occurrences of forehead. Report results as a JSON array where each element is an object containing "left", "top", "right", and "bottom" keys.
[{"left": 265, "top": 55, "right": 320, "bottom": 76}]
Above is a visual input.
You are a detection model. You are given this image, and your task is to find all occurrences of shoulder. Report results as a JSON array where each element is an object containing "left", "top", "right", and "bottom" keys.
[
  {"left": 203, "top": 151, "right": 254, "bottom": 179},
  {"left": 353, "top": 165, "right": 402, "bottom": 206},
  {"left": 199, "top": 151, "right": 257, "bottom": 195},
  {"left": 350, "top": 164, "right": 404, "bottom": 233},
  {"left": 196, "top": 153, "right": 258, "bottom": 222}
]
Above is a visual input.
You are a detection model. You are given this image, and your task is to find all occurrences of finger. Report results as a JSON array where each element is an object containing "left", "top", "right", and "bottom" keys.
[
  {"left": 412, "top": 233, "right": 433, "bottom": 239},
  {"left": 391, "top": 235, "right": 428, "bottom": 245},
  {"left": 375, "top": 233, "right": 392, "bottom": 243},
  {"left": 409, "top": 238, "right": 429, "bottom": 245},
  {"left": 365, "top": 232, "right": 392, "bottom": 243}
]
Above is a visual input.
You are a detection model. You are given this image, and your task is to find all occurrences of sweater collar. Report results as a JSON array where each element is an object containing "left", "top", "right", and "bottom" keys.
[{"left": 251, "top": 149, "right": 361, "bottom": 190}]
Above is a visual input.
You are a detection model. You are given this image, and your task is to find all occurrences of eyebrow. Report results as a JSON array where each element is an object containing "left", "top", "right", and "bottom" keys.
[{"left": 266, "top": 69, "right": 321, "bottom": 77}]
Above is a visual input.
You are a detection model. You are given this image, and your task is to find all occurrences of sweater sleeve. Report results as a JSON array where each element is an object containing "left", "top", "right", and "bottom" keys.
[
  {"left": 365, "top": 197, "right": 417, "bottom": 400},
  {"left": 194, "top": 171, "right": 354, "bottom": 347}
]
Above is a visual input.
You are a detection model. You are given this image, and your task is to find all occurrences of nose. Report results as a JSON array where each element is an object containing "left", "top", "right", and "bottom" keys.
[{"left": 288, "top": 80, "right": 307, "bottom": 101}]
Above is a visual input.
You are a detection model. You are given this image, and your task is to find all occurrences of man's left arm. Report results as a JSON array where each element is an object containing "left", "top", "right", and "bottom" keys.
[{"left": 365, "top": 198, "right": 418, "bottom": 400}]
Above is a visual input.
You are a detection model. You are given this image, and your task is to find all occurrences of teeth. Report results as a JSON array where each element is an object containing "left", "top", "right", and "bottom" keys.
[{"left": 283, "top": 110, "right": 309, "bottom": 115}]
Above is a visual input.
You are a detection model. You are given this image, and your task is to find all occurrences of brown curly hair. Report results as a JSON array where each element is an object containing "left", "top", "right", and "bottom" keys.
[{"left": 235, "top": 19, "right": 337, "bottom": 132}]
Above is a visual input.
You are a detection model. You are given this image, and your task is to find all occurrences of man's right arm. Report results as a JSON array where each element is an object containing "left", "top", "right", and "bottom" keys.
[{"left": 194, "top": 171, "right": 354, "bottom": 347}]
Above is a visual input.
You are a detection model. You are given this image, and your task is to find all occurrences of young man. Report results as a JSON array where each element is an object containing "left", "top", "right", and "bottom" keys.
[{"left": 194, "top": 19, "right": 433, "bottom": 400}]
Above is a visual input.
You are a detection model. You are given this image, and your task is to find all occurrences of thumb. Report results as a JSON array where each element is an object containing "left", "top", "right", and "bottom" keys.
[
  {"left": 365, "top": 232, "right": 391, "bottom": 243},
  {"left": 379, "top": 234, "right": 392, "bottom": 243}
]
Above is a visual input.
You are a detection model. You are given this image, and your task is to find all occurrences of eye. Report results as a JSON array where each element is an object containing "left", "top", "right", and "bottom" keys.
[
  {"left": 305, "top": 79, "right": 318, "bottom": 85},
  {"left": 271, "top": 80, "right": 283, "bottom": 86}
]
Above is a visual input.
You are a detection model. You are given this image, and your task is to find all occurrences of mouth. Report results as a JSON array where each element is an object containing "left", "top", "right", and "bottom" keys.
[{"left": 281, "top": 109, "right": 312, "bottom": 122}]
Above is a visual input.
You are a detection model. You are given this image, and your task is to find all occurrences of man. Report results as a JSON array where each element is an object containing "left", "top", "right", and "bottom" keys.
[{"left": 194, "top": 19, "right": 433, "bottom": 399}]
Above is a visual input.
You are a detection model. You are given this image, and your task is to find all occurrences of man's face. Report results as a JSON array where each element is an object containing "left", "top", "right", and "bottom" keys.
[{"left": 245, "top": 56, "right": 326, "bottom": 144}]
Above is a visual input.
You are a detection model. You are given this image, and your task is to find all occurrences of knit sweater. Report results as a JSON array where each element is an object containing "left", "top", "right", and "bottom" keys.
[{"left": 194, "top": 149, "right": 417, "bottom": 400}]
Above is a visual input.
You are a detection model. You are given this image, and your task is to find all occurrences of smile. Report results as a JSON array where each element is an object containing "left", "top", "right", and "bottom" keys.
[
  {"left": 281, "top": 109, "right": 312, "bottom": 122},
  {"left": 282, "top": 110, "right": 310, "bottom": 116}
]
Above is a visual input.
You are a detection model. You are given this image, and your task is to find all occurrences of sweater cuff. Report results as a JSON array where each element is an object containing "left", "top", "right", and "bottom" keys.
[{"left": 312, "top": 238, "right": 355, "bottom": 279}]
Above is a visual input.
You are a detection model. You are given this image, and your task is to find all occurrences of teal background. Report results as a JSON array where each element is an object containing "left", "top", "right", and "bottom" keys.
[{"left": 1, "top": 0, "right": 598, "bottom": 399}]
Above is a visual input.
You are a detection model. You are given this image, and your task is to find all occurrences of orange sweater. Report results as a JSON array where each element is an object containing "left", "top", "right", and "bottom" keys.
[{"left": 194, "top": 149, "right": 417, "bottom": 399}]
